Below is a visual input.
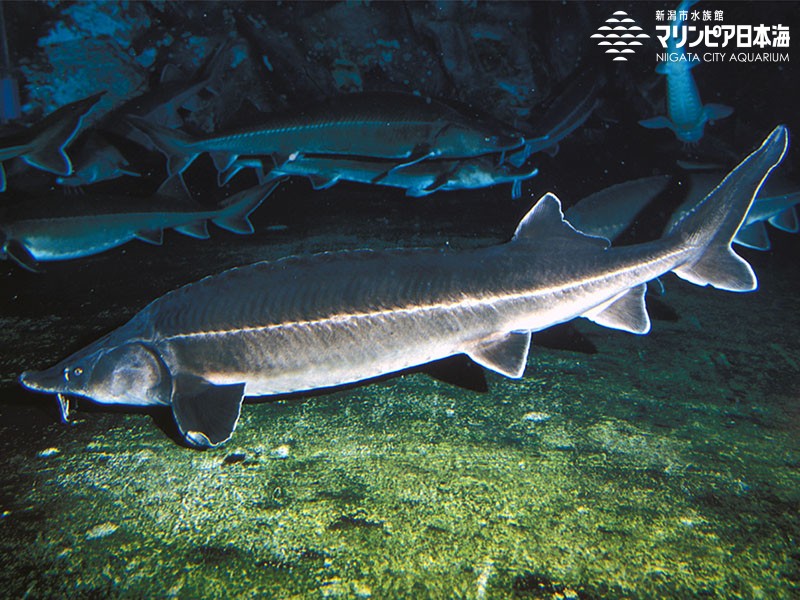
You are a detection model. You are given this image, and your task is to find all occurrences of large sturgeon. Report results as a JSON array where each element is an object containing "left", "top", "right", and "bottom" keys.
[
  {"left": 127, "top": 91, "right": 524, "bottom": 180},
  {"left": 19, "top": 126, "right": 787, "bottom": 448}
]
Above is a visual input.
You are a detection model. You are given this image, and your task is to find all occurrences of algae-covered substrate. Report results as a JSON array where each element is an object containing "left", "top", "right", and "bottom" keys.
[{"left": 0, "top": 194, "right": 798, "bottom": 599}]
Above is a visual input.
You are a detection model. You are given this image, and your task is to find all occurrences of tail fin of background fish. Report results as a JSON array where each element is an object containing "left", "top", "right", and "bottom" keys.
[
  {"left": 1, "top": 91, "right": 104, "bottom": 191},
  {"left": 668, "top": 125, "right": 788, "bottom": 292},
  {"left": 212, "top": 179, "right": 282, "bottom": 234},
  {"left": 126, "top": 115, "right": 200, "bottom": 178}
]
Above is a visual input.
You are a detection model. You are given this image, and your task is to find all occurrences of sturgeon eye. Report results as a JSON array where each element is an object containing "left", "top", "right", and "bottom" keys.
[{"left": 64, "top": 366, "right": 83, "bottom": 382}]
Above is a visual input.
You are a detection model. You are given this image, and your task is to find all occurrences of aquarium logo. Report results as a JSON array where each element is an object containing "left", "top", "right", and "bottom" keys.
[{"left": 591, "top": 10, "right": 651, "bottom": 61}]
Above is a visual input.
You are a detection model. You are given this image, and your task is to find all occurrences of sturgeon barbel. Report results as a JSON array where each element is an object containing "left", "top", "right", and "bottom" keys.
[{"left": 19, "top": 126, "right": 788, "bottom": 448}]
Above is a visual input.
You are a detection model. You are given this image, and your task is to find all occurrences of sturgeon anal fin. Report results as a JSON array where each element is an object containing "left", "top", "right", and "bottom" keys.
[
  {"left": 171, "top": 375, "right": 245, "bottom": 448},
  {"left": 733, "top": 221, "right": 771, "bottom": 250},
  {"left": 6, "top": 240, "right": 40, "bottom": 272},
  {"left": 583, "top": 283, "right": 651, "bottom": 334},
  {"left": 675, "top": 246, "right": 757, "bottom": 292},
  {"left": 135, "top": 229, "right": 164, "bottom": 245},
  {"left": 466, "top": 331, "right": 532, "bottom": 379}
]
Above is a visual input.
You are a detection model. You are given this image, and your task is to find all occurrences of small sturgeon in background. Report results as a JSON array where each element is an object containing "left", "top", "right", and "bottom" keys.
[
  {"left": 0, "top": 92, "right": 104, "bottom": 192},
  {"left": 222, "top": 153, "right": 539, "bottom": 199},
  {"left": 639, "top": 1, "right": 732, "bottom": 143},
  {"left": 564, "top": 175, "right": 673, "bottom": 242},
  {"left": 0, "top": 179, "right": 278, "bottom": 271},
  {"left": 19, "top": 126, "right": 787, "bottom": 448},
  {"left": 127, "top": 91, "right": 525, "bottom": 180}
]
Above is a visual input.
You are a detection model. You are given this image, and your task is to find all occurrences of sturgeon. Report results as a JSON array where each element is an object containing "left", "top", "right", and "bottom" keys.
[
  {"left": 0, "top": 92, "right": 104, "bottom": 192},
  {"left": 19, "top": 126, "right": 787, "bottom": 448},
  {"left": 222, "top": 153, "right": 539, "bottom": 199},
  {"left": 0, "top": 180, "right": 278, "bottom": 271},
  {"left": 127, "top": 91, "right": 524, "bottom": 180},
  {"left": 640, "top": 1, "right": 732, "bottom": 143}
]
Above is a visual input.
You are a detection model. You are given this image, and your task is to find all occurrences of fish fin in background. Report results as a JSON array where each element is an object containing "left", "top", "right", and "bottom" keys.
[
  {"left": 4, "top": 239, "right": 39, "bottom": 272},
  {"left": 704, "top": 104, "right": 734, "bottom": 122},
  {"left": 210, "top": 151, "right": 237, "bottom": 173},
  {"left": 126, "top": 115, "right": 200, "bottom": 178},
  {"left": 211, "top": 179, "right": 281, "bottom": 234},
  {"left": 639, "top": 116, "right": 673, "bottom": 130},
  {"left": 307, "top": 173, "right": 340, "bottom": 190},
  {"left": 465, "top": 331, "right": 532, "bottom": 378},
  {"left": 511, "top": 179, "right": 522, "bottom": 200},
  {"left": 670, "top": 126, "right": 788, "bottom": 291},
  {"left": 171, "top": 374, "right": 245, "bottom": 448},
  {"left": 19, "top": 91, "right": 105, "bottom": 176},
  {"left": 135, "top": 229, "right": 164, "bottom": 245},
  {"left": 733, "top": 221, "right": 771, "bottom": 250},
  {"left": 513, "top": 192, "right": 610, "bottom": 249},
  {"left": 583, "top": 283, "right": 651, "bottom": 334},
  {"left": 768, "top": 206, "right": 799, "bottom": 233},
  {"left": 174, "top": 221, "right": 210, "bottom": 240}
]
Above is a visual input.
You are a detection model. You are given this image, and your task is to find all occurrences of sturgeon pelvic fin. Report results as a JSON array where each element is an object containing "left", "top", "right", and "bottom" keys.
[{"left": 467, "top": 331, "right": 532, "bottom": 378}]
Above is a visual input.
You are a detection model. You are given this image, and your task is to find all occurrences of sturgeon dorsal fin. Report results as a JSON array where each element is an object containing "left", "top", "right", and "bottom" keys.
[
  {"left": 171, "top": 374, "right": 245, "bottom": 448},
  {"left": 513, "top": 193, "right": 610, "bottom": 249},
  {"left": 583, "top": 283, "right": 651, "bottom": 334},
  {"left": 466, "top": 331, "right": 532, "bottom": 379}
]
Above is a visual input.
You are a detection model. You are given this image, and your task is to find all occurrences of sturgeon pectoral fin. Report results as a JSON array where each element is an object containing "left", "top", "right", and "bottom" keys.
[
  {"left": 466, "top": 331, "right": 532, "bottom": 378},
  {"left": 171, "top": 375, "right": 245, "bottom": 448},
  {"left": 639, "top": 116, "right": 673, "bottom": 130},
  {"left": 0, "top": 162, "right": 6, "bottom": 192},
  {"left": 6, "top": 240, "right": 40, "bottom": 272},
  {"left": 583, "top": 283, "right": 651, "bottom": 334},
  {"left": 704, "top": 104, "right": 733, "bottom": 122},
  {"left": 376, "top": 143, "right": 436, "bottom": 182},
  {"left": 307, "top": 173, "right": 340, "bottom": 190}
]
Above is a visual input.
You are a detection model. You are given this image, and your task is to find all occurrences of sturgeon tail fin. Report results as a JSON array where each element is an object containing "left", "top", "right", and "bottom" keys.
[
  {"left": 22, "top": 91, "right": 105, "bottom": 176},
  {"left": 126, "top": 115, "right": 200, "bottom": 178},
  {"left": 669, "top": 125, "right": 788, "bottom": 292},
  {"left": 212, "top": 179, "right": 282, "bottom": 234}
]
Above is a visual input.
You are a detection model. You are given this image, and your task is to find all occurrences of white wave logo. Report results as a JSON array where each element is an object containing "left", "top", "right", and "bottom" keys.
[{"left": 591, "top": 10, "right": 651, "bottom": 61}]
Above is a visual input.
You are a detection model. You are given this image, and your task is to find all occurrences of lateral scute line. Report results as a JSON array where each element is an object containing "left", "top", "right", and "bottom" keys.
[{"left": 163, "top": 247, "right": 685, "bottom": 342}]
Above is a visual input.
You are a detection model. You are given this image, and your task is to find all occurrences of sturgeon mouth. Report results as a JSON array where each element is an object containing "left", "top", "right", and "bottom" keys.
[{"left": 19, "top": 370, "right": 74, "bottom": 423}]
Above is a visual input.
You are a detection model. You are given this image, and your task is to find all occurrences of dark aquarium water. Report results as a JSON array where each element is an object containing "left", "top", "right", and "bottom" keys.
[{"left": 0, "top": 1, "right": 798, "bottom": 598}]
